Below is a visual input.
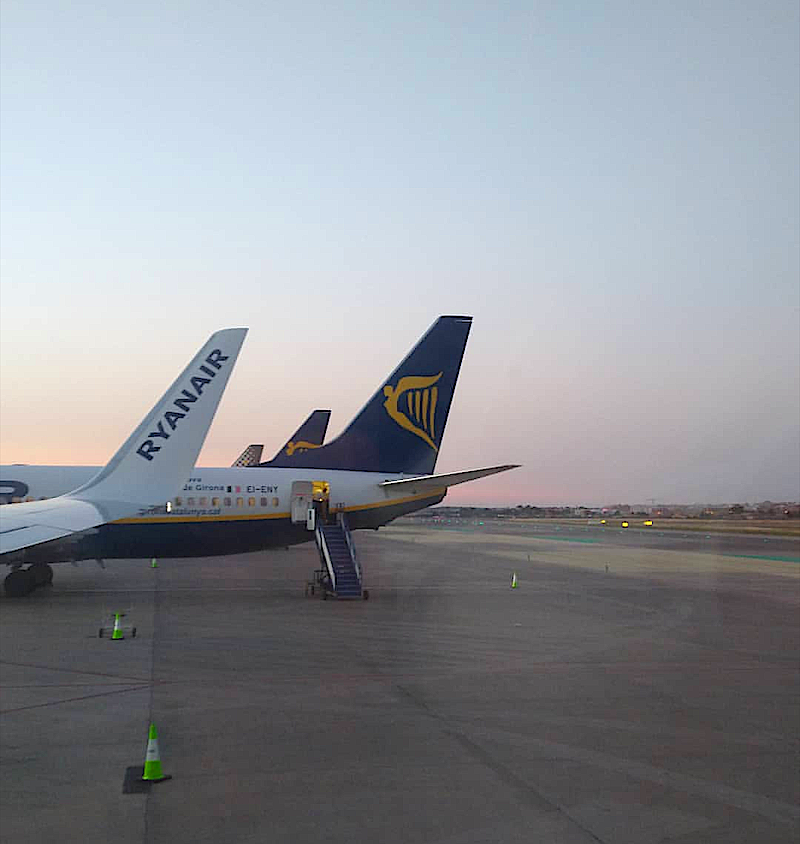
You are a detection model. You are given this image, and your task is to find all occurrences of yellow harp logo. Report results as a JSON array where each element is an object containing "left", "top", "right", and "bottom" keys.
[
  {"left": 285, "top": 440, "right": 322, "bottom": 456},
  {"left": 382, "top": 372, "right": 443, "bottom": 451}
]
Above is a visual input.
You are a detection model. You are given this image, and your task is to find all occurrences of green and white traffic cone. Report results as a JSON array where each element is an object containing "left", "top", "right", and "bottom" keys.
[
  {"left": 111, "top": 613, "right": 124, "bottom": 640},
  {"left": 511, "top": 572, "right": 518, "bottom": 589},
  {"left": 151, "top": 558, "right": 158, "bottom": 569},
  {"left": 142, "top": 723, "right": 172, "bottom": 783}
]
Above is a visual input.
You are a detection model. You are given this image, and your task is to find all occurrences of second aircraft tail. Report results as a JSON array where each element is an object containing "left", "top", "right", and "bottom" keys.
[{"left": 264, "top": 409, "right": 332, "bottom": 466}]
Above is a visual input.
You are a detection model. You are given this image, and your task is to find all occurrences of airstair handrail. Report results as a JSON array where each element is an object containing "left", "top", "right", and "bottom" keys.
[
  {"left": 315, "top": 523, "right": 336, "bottom": 592},
  {"left": 337, "top": 512, "right": 361, "bottom": 584}
]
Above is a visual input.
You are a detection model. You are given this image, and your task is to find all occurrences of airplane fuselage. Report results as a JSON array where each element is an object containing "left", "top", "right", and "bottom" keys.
[{"left": 0, "top": 465, "right": 445, "bottom": 562}]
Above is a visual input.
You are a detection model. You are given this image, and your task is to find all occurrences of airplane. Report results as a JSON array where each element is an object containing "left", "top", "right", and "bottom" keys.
[
  {"left": 0, "top": 316, "right": 518, "bottom": 585},
  {"left": 0, "top": 328, "right": 248, "bottom": 596},
  {"left": 0, "top": 408, "right": 334, "bottom": 498},
  {"left": 230, "top": 409, "right": 331, "bottom": 467}
]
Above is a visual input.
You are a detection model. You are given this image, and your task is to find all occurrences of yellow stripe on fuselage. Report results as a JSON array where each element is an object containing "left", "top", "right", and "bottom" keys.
[
  {"left": 114, "top": 511, "right": 291, "bottom": 524},
  {"left": 112, "top": 489, "right": 445, "bottom": 525},
  {"left": 340, "top": 489, "right": 446, "bottom": 512}
]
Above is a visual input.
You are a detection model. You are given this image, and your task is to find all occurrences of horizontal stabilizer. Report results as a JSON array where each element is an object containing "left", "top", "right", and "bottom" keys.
[{"left": 379, "top": 464, "right": 520, "bottom": 493}]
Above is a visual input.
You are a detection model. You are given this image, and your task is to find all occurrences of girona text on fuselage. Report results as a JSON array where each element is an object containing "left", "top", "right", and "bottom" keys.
[{"left": 136, "top": 349, "right": 229, "bottom": 461}]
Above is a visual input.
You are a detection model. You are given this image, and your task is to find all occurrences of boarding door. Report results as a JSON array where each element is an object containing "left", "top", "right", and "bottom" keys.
[
  {"left": 290, "top": 481, "right": 314, "bottom": 530},
  {"left": 312, "top": 481, "right": 330, "bottom": 526}
]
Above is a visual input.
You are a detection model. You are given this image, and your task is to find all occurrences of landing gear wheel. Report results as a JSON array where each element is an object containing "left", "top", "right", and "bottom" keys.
[
  {"left": 131, "top": 628, "right": 137, "bottom": 638},
  {"left": 362, "top": 590, "right": 369, "bottom": 601},
  {"left": 29, "top": 563, "right": 54, "bottom": 587},
  {"left": 322, "top": 590, "right": 328, "bottom": 600},
  {"left": 4, "top": 569, "right": 35, "bottom": 598},
  {"left": 98, "top": 628, "right": 104, "bottom": 638}
]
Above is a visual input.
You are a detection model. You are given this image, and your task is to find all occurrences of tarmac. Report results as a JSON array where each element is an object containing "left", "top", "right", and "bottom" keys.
[{"left": 1, "top": 520, "right": 798, "bottom": 843}]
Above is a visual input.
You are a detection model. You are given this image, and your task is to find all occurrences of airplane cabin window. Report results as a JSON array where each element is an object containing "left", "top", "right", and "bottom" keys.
[
  {"left": 212, "top": 497, "right": 220, "bottom": 506},
  {"left": 224, "top": 497, "right": 232, "bottom": 507},
  {"left": 248, "top": 497, "right": 255, "bottom": 507},
  {"left": 260, "top": 497, "right": 268, "bottom": 507},
  {"left": 199, "top": 497, "right": 208, "bottom": 506},
  {"left": 187, "top": 497, "right": 195, "bottom": 505},
  {"left": 272, "top": 497, "right": 279, "bottom": 507},
  {"left": 236, "top": 497, "right": 243, "bottom": 508},
  {"left": 175, "top": 497, "right": 182, "bottom": 506}
]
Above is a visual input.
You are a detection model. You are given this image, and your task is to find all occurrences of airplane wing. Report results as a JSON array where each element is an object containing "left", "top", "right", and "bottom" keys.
[
  {"left": 0, "top": 500, "right": 132, "bottom": 555},
  {"left": 231, "top": 444, "right": 264, "bottom": 467},
  {"left": 379, "top": 464, "right": 520, "bottom": 493},
  {"left": 0, "top": 327, "right": 248, "bottom": 557}
]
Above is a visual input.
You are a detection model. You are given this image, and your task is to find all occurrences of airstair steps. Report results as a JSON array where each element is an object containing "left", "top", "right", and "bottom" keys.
[{"left": 319, "top": 522, "right": 363, "bottom": 598}]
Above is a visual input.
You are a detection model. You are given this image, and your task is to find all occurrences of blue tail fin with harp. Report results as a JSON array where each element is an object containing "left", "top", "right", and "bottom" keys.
[
  {"left": 259, "top": 316, "right": 471, "bottom": 474},
  {"left": 263, "top": 409, "right": 332, "bottom": 466}
]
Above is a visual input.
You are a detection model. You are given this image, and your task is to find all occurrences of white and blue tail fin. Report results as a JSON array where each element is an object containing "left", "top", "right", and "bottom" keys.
[
  {"left": 231, "top": 444, "right": 264, "bottom": 467},
  {"left": 70, "top": 328, "right": 248, "bottom": 507}
]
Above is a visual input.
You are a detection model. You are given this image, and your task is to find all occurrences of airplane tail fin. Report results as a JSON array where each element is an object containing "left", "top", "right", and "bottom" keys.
[
  {"left": 232, "top": 444, "right": 264, "bottom": 467},
  {"left": 268, "top": 316, "right": 471, "bottom": 474},
  {"left": 71, "top": 328, "right": 248, "bottom": 507},
  {"left": 263, "top": 409, "right": 331, "bottom": 466}
]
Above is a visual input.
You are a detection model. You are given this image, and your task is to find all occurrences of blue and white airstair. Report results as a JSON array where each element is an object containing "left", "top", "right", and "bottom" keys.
[{"left": 309, "top": 512, "right": 367, "bottom": 600}]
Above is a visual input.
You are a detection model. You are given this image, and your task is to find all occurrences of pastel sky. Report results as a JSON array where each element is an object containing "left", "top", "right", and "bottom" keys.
[{"left": 1, "top": 1, "right": 798, "bottom": 506}]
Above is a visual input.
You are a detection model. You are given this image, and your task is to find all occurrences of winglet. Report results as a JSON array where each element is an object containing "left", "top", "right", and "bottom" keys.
[
  {"left": 70, "top": 328, "right": 248, "bottom": 507},
  {"left": 0, "top": 328, "right": 248, "bottom": 558}
]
